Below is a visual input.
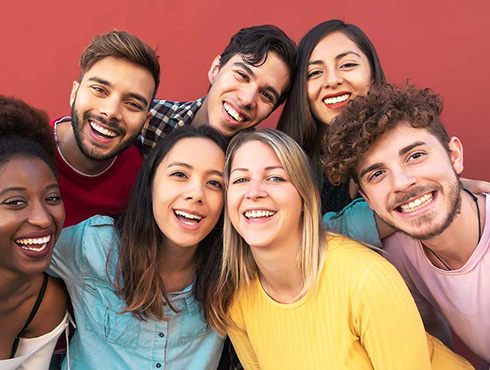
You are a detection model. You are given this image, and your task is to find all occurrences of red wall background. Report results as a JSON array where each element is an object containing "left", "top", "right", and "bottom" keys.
[
  {"left": 0, "top": 0, "right": 488, "bottom": 365},
  {"left": 1, "top": 0, "right": 489, "bottom": 180}
]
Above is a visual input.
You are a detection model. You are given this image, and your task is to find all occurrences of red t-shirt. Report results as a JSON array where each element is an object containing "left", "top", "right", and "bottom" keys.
[{"left": 52, "top": 117, "right": 143, "bottom": 227}]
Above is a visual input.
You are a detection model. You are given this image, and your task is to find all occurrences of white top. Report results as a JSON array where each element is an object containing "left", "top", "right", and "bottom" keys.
[
  {"left": 0, "top": 313, "right": 68, "bottom": 370},
  {"left": 383, "top": 193, "right": 490, "bottom": 362}
]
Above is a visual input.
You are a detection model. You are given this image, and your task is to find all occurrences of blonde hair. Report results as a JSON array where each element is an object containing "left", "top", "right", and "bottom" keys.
[{"left": 207, "top": 129, "right": 327, "bottom": 335}]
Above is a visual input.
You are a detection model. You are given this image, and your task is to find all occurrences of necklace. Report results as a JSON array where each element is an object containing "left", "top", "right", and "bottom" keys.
[{"left": 427, "top": 189, "right": 482, "bottom": 271}]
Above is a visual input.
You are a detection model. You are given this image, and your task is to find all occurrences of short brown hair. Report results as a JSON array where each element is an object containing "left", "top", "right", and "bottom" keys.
[
  {"left": 80, "top": 30, "right": 160, "bottom": 99},
  {"left": 323, "top": 84, "right": 450, "bottom": 185}
]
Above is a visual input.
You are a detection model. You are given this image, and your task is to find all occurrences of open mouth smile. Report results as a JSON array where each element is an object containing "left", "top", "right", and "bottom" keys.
[
  {"left": 89, "top": 121, "right": 119, "bottom": 139},
  {"left": 323, "top": 93, "right": 351, "bottom": 106},
  {"left": 15, "top": 235, "right": 51, "bottom": 252},
  {"left": 223, "top": 102, "right": 247, "bottom": 122},
  {"left": 397, "top": 192, "right": 435, "bottom": 213},
  {"left": 244, "top": 210, "right": 276, "bottom": 220},
  {"left": 174, "top": 210, "right": 203, "bottom": 225}
]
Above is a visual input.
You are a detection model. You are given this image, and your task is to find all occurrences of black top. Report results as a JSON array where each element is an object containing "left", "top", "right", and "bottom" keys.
[{"left": 320, "top": 175, "right": 355, "bottom": 214}]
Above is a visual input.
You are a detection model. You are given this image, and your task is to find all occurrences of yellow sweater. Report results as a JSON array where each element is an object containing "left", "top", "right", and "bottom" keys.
[{"left": 228, "top": 235, "right": 472, "bottom": 369}]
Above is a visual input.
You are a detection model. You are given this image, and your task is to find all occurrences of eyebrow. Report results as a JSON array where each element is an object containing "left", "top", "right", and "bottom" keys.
[
  {"left": 308, "top": 51, "right": 362, "bottom": 66},
  {"left": 168, "top": 162, "right": 223, "bottom": 177},
  {"left": 87, "top": 76, "right": 149, "bottom": 108},
  {"left": 0, "top": 183, "right": 60, "bottom": 197},
  {"left": 359, "top": 141, "right": 428, "bottom": 179},
  {"left": 399, "top": 141, "right": 426, "bottom": 156},
  {"left": 230, "top": 165, "right": 284, "bottom": 174},
  {"left": 232, "top": 62, "right": 281, "bottom": 102}
]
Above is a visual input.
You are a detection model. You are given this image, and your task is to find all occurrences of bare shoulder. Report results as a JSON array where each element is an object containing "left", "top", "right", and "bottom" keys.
[{"left": 23, "top": 275, "right": 67, "bottom": 338}]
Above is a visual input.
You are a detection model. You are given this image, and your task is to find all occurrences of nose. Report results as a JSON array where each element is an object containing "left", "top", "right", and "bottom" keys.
[
  {"left": 391, "top": 168, "right": 417, "bottom": 192},
  {"left": 237, "top": 85, "right": 257, "bottom": 109},
  {"left": 99, "top": 95, "right": 123, "bottom": 121},
  {"left": 184, "top": 178, "right": 204, "bottom": 204},
  {"left": 27, "top": 201, "right": 52, "bottom": 229},
  {"left": 323, "top": 69, "right": 343, "bottom": 88},
  {"left": 245, "top": 179, "right": 267, "bottom": 200}
]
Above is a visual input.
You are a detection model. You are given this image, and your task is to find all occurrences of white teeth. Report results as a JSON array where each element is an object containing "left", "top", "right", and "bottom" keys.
[
  {"left": 323, "top": 93, "right": 350, "bottom": 105},
  {"left": 223, "top": 102, "right": 245, "bottom": 122},
  {"left": 16, "top": 235, "right": 51, "bottom": 245},
  {"left": 90, "top": 122, "right": 118, "bottom": 137},
  {"left": 20, "top": 244, "right": 48, "bottom": 252},
  {"left": 399, "top": 193, "right": 434, "bottom": 213},
  {"left": 175, "top": 210, "right": 202, "bottom": 221},
  {"left": 244, "top": 210, "right": 276, "bottom": 219}
]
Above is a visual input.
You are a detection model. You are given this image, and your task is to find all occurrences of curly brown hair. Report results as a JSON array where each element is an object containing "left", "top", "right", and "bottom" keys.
[{"left": 322, "top": 84, "right": 450, "bottom": 186}]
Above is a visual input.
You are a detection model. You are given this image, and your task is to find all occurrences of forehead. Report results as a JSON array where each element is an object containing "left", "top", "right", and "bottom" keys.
[
  {"left": 161, "top": 137, "right": 224, "bottom": 168},
  {"left": 310, "top": 31, "right": 367, "bottom": 61},
  {"left": 232, "top": 140, "right": 281, "bottom": 168},
  {"left": 223, "top": 53, "right": 291, "bottom": 93},
  {"left": 82, "top": 56, "right": 155, "bottom": 99},
  {"left": 357, "top": 123, "right": 445, "bottom": 170},
  {"left": 0, "top": 157, "right": 56, "bottom": 187}
]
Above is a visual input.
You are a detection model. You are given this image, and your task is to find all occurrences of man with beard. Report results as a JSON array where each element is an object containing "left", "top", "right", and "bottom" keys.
[
  {"left": 323, "top": 84, "right": 490, "bottom": 365},
  {"left": 54, "top": 31, "right": 160, "bottom": 226}
]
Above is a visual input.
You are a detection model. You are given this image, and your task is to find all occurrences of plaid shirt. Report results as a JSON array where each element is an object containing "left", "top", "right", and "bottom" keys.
[{"left": 137, "top": 97, "right": 204, "bottom": 156}]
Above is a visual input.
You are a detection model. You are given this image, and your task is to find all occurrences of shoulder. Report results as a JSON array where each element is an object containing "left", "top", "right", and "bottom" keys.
[
  {"left": 24, "top": 275, "right": 67, "bottom": 338},
  {"left": 59, "top": 215, "right": 117, "bottom": 256},
  {"left": 325, "top": 233, "right": 385, "bottom": 266}
]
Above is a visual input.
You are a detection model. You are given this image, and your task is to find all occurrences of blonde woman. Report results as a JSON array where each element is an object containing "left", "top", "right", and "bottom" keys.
[{"left": 208, "top": 129, "right": 472, "bottom": 369}]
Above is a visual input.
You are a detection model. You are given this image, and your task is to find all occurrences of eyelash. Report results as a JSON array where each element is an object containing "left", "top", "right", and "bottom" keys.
[{"left": 236, "top": 71, "right": 249, "bottom": 82}]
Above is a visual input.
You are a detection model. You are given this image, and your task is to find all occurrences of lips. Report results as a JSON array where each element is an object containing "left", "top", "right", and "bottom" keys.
[
  {"left": 322, "top": 92, "right": 351, "bottom": 108},
  {"left": 223, "top": 102, "right": 248, "bottom": 123},
  {"left": 15, "top": 232, "right": 54, "bottom": 258},
  {"left": 89, "top": 120, "right": 120, "bottom": 139}
]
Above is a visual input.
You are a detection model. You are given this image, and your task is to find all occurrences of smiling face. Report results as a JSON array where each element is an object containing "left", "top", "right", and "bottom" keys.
[
  {"left": 151, "top": 138, "right": 225, "bottom": 250},
  {"left": 70, "top": 56, "right": 155, "bottom": 161},
  {"left": 357, "top": 123, "right": 464, "bottom": 240},
  {"left": 307, "top": 31, "right": 372, "bottom": 125},
  {"left": 200, "top": 53, "right": 290, "bottom": 136},
  {"left": 227, "top": 140, "right": 303, "bottom": 249},
  {"left": 0, "top": 157, "right": 65, "bottom": 275}
]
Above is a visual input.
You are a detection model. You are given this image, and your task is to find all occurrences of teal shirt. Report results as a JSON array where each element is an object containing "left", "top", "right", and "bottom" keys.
[
  {"left": 323, "top": 198, "right": 382, "bottom": 248},
  {"left": 49, "top": 215, "right": 223, "bottom": 370}
]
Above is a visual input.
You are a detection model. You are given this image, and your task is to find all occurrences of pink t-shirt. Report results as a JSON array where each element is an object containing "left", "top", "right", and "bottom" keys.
[{"left": 383, "top": 193, "right": 490, "bottom": 362}]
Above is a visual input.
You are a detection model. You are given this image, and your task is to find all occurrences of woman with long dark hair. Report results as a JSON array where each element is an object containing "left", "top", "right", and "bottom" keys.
[
  {"left": 50, "top": 126, "right": 227, "bottom": 369},
  {"left": 278, "top": 20, "right": 384, "bottom": 213}
]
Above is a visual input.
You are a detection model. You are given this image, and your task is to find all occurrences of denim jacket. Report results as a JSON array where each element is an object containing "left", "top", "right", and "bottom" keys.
[{"left": 49, "top": 215, "right": 223, "bottom": 370}]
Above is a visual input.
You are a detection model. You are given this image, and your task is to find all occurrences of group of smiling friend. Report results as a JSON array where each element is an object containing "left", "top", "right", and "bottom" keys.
[{"left": 1, "top": 19, "right": 488, "bottom": 370}]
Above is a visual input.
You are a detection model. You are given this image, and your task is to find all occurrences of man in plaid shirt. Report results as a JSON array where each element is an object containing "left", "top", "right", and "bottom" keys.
[{"left": 138, "top": 24, "right": 297, "bottom": 156}]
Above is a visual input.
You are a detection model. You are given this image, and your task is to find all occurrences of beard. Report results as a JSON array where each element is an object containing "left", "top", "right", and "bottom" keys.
[
  {"left": 378, "top": 176, "right": 463, "bottom": 241},
  {"left": 70, "top": 104, "right": 139, "bottom": 162}
]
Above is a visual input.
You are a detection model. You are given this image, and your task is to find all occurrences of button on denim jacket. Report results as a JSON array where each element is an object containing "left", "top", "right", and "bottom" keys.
[{"left": 49, "top": 216, "right": 224, "bottom": 370}]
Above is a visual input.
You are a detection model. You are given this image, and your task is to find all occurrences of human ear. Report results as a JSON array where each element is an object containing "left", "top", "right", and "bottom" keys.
[
  {"left": 70, "top": 81, "right": 80, "bottom": 107},
  {"left": 448, "top": 137, "right": 464, "bottom": 175},
  {"left": 207, "top": 55, "right": 221, "bottom": 85}
]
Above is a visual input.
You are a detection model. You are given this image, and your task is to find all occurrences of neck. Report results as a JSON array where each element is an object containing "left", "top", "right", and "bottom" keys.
[
  {"left": 191, "top": 100, "right": 208, "bottom": 127},
  {"left": 0, "top": 268, "right": 33, "bottom": 301},
  {"left": 56, "top": 120, "right": 114, "bottom": 175},
  {"left": 252, "top": 236, "right": 304, "bottom": 304},
  {"left": 423, "top": 191, "right": 485, "bottom": 269},
  {"left": 159, "top": 239, "right": 197, "bottom": 292}
]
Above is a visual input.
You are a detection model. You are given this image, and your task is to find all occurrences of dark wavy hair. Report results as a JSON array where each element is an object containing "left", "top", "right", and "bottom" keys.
[
  {"left": 277, "top": 20, "right": 385, "bottom": 185},
  {"left": 0, "top": 95, "right": 56, "bottom": 174},
  {"left": 219, "top": 24, "right": 298, "bottom": 107},
  {"left": 323, "top": 84, "right": 448, "bottom": 186},
  {"left": 112, "top": 125, "right": 227, "bottom": 321}
]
